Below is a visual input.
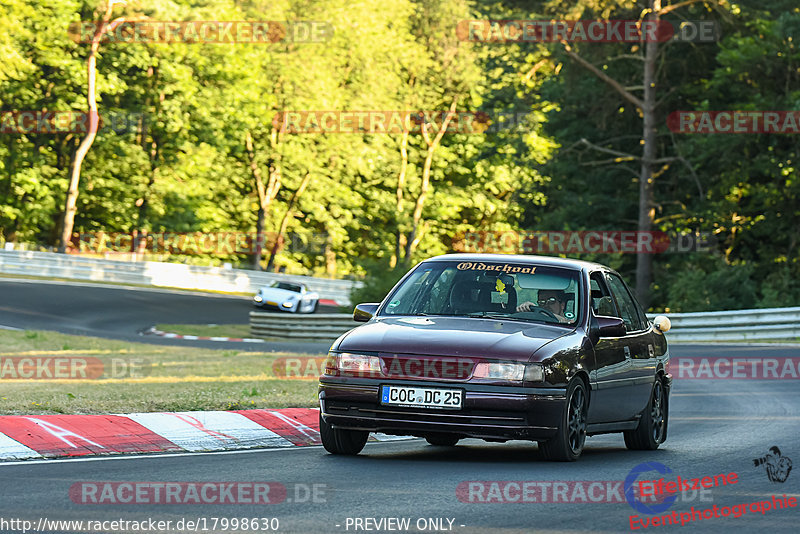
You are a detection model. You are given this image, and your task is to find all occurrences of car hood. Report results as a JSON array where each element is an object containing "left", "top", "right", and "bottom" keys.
[
  {"left": 337, "top": 316, "right": 569, "bottom": 362},
  {"left": 259, "top": 288, "right": 300, "bottom": 300}
]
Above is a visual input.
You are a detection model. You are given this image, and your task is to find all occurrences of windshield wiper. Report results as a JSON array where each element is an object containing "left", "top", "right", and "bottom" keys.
[
  {"left": 465, "top": 311, "right": 545, "bottom": 323},
  {"left": 466, "top": 311, "right": 513, "bottom": 319}
]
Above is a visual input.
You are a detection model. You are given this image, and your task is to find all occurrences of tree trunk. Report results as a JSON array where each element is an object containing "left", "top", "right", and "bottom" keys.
[
  {"left": 266, "top": 172, "right": 311, "bottom": 271},
  {"left": 58, "top": 2, "right": 124, "bottom": 253},
  {"left": 404, "top": 99, "right": 458, "bottom": 262},
  {"left": 324, "top": 232, "right": 337, "bottom": 277},
  {"left": 135, "top": 68, "right": 162, "bottom": 257},
  {"left": 245, "top": 128, "right": 282, "bottom": 270},
  {"left": 635, "top": 0, "right": 660, "bottom": 309},
  {"left": 391, "top": 129, "right": 409, "bottom": 268}
]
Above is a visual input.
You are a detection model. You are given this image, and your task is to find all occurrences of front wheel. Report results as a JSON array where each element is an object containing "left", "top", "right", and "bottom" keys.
[
  {"left": 538, "top": 379, "right": 588, "bottom": 461},
  {"left": 319, "top": 412, "right": 368, "bottom": 455},
  {"left": 624, "top": 377, "right": 668, "bottom": 450}
]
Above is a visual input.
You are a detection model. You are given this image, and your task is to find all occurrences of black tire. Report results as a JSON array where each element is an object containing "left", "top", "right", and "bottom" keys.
[
  {"left": 425, "top": 434, "right": 460, "bottom": 447},
  {"left": 311, "top": 301, "right": 319, "bottom": 314},
  {"left": 319, "top": 412, "right": 368, "bottom": 455},
  {"left": 624, "top": 376, "right": 668, "bottom": 450},
  {"left": 538, "top": 379, "right": 588, "bottom": 461}
]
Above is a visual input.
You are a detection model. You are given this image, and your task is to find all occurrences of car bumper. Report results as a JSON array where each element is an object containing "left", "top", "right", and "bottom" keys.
[
  {"left": 319, "top": 379, "right": 567, "bottom": 441},
  {"left": 254, "top": 299, "right": 298, "bottom": 312}
]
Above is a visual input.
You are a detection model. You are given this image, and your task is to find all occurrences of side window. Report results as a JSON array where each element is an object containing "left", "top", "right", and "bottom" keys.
[
  {"left": 631, "top": 291, "right": 650, "bottom": 328},
  {"left": 590, "top": 272, "right": 617, "bottom": 317},
  {"left": 605, "top": 273, "right": 644, "bottom": 332}
]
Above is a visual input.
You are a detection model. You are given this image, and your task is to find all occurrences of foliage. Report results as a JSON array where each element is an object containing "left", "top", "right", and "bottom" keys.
[
  {"left": 0, "top": 0, "right": 798, "bottom": 312},
  {"left": 349, "top": 260, "right": 409, "bottom": 305}
]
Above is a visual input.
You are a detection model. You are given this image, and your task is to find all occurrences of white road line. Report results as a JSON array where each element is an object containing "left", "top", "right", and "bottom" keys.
[
  {"left": 0, "top": 433, "right": 42, "bottom": 460},
  {"left": 0, "top": 324, "right": 23, "bottom": 331}
]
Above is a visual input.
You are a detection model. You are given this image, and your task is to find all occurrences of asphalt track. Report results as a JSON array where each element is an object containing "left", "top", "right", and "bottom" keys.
[
  {"left": 0, "top": 378, "right": 798, "bottom": 533},
  {"left": 2, "top": 278, "right": 800, "bottom": 358},
  {"left": 0, "top": 278, "right": 332, "bottom": 353},
  {"left": 1, "top": 279, "right": 799, "bottom": 532}
]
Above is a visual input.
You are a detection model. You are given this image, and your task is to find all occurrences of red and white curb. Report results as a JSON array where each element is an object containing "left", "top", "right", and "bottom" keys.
[
  {"left": 0, "top": 408, "right": 409, "bottom": 461},
  {"left": 141, "top": 326, "right": 266, "bottom": 343}
]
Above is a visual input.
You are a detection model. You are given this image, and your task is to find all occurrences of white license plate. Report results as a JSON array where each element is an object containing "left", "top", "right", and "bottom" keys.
[{"left": 380, "top": 385, "right": 462, "bottom": 410}]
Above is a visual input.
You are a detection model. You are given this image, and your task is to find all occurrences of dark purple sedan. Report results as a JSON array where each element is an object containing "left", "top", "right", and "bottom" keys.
[{"left": 318, "top": 254, "right": 672, "bottom": 461}]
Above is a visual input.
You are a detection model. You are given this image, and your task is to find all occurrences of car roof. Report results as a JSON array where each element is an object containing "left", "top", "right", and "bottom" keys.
[{"left": 421, "top": 253, "right": 611, "bottom": 272}]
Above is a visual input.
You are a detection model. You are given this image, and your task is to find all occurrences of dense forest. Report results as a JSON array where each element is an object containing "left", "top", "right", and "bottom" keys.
[{"left": 1, "top": 0, "right": 798, "bottom": 312}]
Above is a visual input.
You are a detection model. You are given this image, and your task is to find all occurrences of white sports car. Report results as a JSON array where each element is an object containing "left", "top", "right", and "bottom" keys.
[{"left": 253, "top": 281, "right": 319, "bottom": 313}]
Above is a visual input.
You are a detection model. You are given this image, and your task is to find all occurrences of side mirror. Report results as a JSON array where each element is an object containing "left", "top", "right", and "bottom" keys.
[
  {"left": 596, "top": 316, "right": 626, "bottom": 338},
  {"left": 353, "top": 303, "right": 380, "bottom": 322},
  {"left": 653, "top": 315, "right": 671, "bottom": 334}
]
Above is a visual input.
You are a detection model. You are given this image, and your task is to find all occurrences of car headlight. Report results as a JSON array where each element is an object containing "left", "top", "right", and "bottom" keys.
[
  {"left": 472, "top": 362, "right": 544, "bottom": 383},
  {"left": 324, "top": 352, "right": 381, "bottom": 377},
  {"left": 254, "top": 295, "right": 263, "bottom": 303},
  {"left": 473, "top": 362, "right": 525, "bottom": 381},
  {"left": 523, "top": 363, "right": 544, "bottom": 383},
  {"left": 281, "top": 301, "right": 293, "bottom": 308}
]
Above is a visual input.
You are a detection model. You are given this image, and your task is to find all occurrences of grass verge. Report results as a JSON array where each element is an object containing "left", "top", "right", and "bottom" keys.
[{"left": 0, "top": 329, "right": 320, "bottom": 415}]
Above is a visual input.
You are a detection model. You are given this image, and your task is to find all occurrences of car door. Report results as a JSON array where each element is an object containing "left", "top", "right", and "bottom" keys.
[
  {"left": 586, "top": 271, "right": 638, "bottom": 423},
  {"left": 604, "top": 272, "right": 656, "bottom": 418}
]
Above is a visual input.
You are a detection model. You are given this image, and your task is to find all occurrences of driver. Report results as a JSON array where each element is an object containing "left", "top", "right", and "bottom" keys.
[{"left": 516, "top": 289, "right": 569, "bottom": 323}]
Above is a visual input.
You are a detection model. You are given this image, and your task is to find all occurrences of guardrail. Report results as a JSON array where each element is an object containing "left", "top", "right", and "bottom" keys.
[
  {"left": 646, "top": 307, "right": 800, "bottom": 342},
  {"left": 250, "top": 312, "right": 356, "bottom": 340},
  {"left": 0, "top": 250, "right": 359, "bottom": 305},
  {"left": 251, "top": 307, "right": 800, "bottom": 342}
]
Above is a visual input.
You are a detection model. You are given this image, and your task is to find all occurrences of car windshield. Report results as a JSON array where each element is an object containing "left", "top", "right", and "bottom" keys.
[
  {"left": 271, "top": 281, "right": 303, "bottom": 293},
  {"left": 381, "top": 260, "right": 580, "bottom": 326}
]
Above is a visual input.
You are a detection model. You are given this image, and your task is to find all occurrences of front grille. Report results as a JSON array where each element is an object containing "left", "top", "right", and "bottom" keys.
[{"left": 379, "top": 355, "right": 475, "bottom": 381}]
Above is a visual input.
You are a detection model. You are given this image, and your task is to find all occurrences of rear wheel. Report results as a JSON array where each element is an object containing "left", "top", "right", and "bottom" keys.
[
  {"left": 319, "top": 412, "right": 368, "bottom": 455},
  {"left": 624, "top": 377, "right": 667, "bottom": 450},
  {"left": 538, "top": 379, "right": 588, "bottom": 461},
  {"left": 425, "top": 434, "right": 460, "bottom": 447}
]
